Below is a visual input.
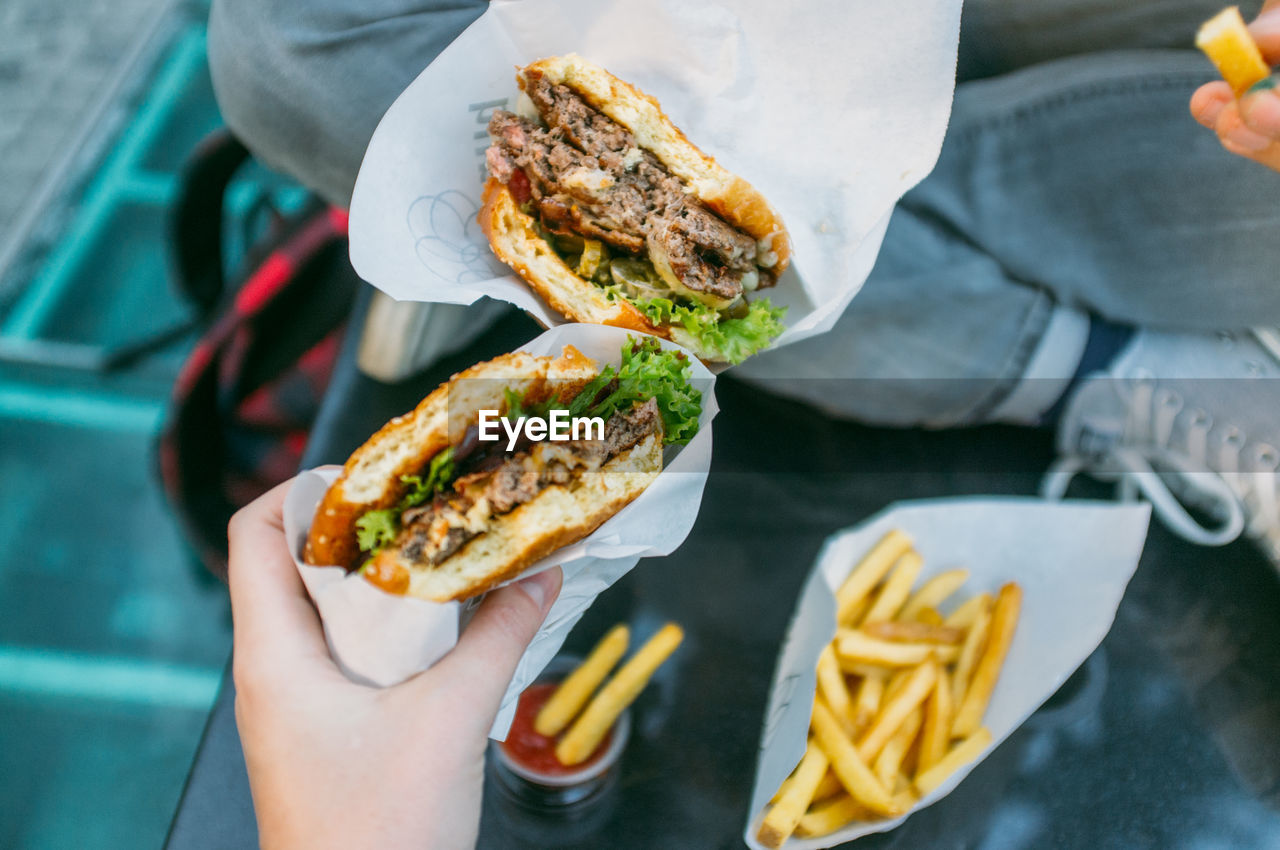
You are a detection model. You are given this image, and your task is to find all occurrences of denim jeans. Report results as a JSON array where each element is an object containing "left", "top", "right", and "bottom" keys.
[{"left": 209, "top": 0, "right": 1280, "bottom": 426}]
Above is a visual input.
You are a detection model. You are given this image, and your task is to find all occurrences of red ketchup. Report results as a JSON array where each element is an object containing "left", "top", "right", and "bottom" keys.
[{"left": 501, "top": 682, "right": 613, "bottom": 776}]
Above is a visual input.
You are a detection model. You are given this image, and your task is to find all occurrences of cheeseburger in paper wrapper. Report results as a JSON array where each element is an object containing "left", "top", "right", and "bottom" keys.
[
  {"left": 347, "top": 0, "right": 962, "bottom": 364},
  {"left": 283, "top": 324, "right": 717, "bottom": 738},
  {"left": 745, "top": 498, "right": 1151, "bottom": 848}
]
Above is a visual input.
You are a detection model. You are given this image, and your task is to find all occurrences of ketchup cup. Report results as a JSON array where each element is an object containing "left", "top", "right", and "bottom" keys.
[{"left": 490, "top": 656, "right": 632, "bottom": 808}]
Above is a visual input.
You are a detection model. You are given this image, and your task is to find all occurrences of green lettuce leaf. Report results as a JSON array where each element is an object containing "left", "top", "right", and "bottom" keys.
[
  {"left": 569, "top": 336, "right": 703, "bottom": 445},
  {"left": 632, "top": 296, "right": 787, "bottom": 365},
  {"left": 355, "top": 508, "right": 399, "bottom": 554}
]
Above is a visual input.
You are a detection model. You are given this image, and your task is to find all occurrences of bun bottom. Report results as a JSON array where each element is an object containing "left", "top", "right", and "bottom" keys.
[{"left": 378, "top": 432, "right": 662, "bottom": 602}]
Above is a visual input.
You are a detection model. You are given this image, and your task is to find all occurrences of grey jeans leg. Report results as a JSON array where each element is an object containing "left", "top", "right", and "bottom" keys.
[
  {"left": 737, "top": 49, "right": 1280, "bottom": 426},
  {"left": 208, "top": 0, "right": 487, "bottom": 208}
]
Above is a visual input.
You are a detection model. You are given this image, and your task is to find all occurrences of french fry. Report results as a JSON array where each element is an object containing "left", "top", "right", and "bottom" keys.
[
  {"left": 917, "top": 668, "right": 952, "bottom": 777},
  {"left": 557, "top": 623, "right": 683, "bottom": 765},
  {"left": 795, "top": 794, "right": 870, "bottom": 837},
  {"left": 757, "top": 740, "right": 830, "bottom": 849},
  {"left": 863, "top": 621, "right": 965, "bottom": 645},
  {"left": 856, "top": 660, "right": 938, "bottom": 762},
  {"left": 953, "top": 584, "right": 1022, "bottom": 737},
  {"left": 942, "top": 592, "right": 991, "bottom": 629},
  {"left": 810, "top": 698, "right": 902, "bottom": 817},
  {"left": 817, "top": 644, "right": 858, "bottom": 735},
  {"left": 873, "top": 707, "right": 923, "bottom": 788},
  {"left": 843, "top": 595, "right": 872, "bottom": 629},
  {"left": 915, "top": 606, "right": 944, "bottom": 626},
  {"left": 860, "top": 551, "right": 923, "bottom": 624},
  {"left": 534, "top": 624, "right": 630, "bottom": 736},
  {"left": 836, "top": 530, "right": 912, "bottom": 623},
  {"left": 837, "top": 630, "right": 959, "bottom": 667},
  {"left": 770, "top": 765, "right": 844, "bottom": 806},
  {"left": 914, "top": 727, "right": 993, "bottom": 796},
  {"left": 852, "top": 672, "right": 885, "bottom": 733},
  {"left": 1197, "top": 6, "right": 1271, "bottom": 95},
  {"left": 899, "top": 568, "right": 969, "bottom": 622},
  {"left": 950, "top": 601, "right": 991, "bottom": 709}
]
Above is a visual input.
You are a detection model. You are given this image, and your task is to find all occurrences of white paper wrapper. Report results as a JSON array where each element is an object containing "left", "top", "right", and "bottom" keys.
[
  {"left": 347, "top": 0, "right": 961, "bottom": 354},
  {"left": 283, "top": 324, "right": 717, "bottom": 737},
  {"left": 744, "top": 497, "right": 1152, "bottom": 849}
]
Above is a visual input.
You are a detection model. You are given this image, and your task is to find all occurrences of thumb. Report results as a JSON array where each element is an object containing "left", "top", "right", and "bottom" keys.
[{"left": 425, "top": 567, "right": 563, "bottom": 711}]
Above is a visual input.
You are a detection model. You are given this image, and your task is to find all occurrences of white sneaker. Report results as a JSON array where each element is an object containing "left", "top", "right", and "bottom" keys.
[{"left": 1045, "top": 328, "right": 1280, "bottom": 567}]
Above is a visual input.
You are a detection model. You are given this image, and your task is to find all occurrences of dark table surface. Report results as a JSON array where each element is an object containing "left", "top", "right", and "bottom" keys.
[{"left": 166, "top": 302, "right": 1280, "bottom": 849}]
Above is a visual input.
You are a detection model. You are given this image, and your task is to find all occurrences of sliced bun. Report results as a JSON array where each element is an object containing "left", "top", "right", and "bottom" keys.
[
  {"left": 376, "top": 432, "right": 661, "bottom": 602},
  {"left": 478, "top": 178, "right": 660, "bottom": 336},
  {"left": 304, "top": 345, "right": 599, "bottom": 570},
  {"left": 520, "top": 54, "right": 791, "bottom": 271}
]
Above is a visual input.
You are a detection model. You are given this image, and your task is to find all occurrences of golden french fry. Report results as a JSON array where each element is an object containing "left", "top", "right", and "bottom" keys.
[
  {"left": 795, "top": 794, "right": 871, "bottom": 837},
  {"left": 535, "top": 624, "right": 630, "bottom": 736},
  {"left": 860, "top": 551, "right": 923, "bottom": 625},
  {"left": 856, "top": 660, "right": 938, "bottom": 763},
  {"left": 953, "top": 584, "right": 1022, "bottom": 737},
  {"left": 915, "top": 606, "right": 944, "bottom": 626},
  {"left": 771, "top": 767, "right": 844, "bottom": 806},
  {"left": 836, "top": 530, "right": 913, "bottom": 623},
  {"left": 863, "top": 621, "right": 965, "bottom": 645},
  {"left": 1197, "top": 6, "right": 1271, "bottom": 95},
  {"left": 917, "top": 668, "right": 952, "bottom": 777},
  {"left": 758, "top": 740, "right": 830, "bottom": 849},
  {"left": 943, "top": 592, "right": 991, "bottom": 629},
  {"left": 914, "top": 727, "right": 993, "bottom": 796},
  {"left": 810, "top": 697, "right": 902, "bottom": 817},
  {"left": 817, "top": 644, "right": 858, "bottom": 735},
  {"left": 899, "top": 568, "right": 970, "bottom": 622},
  {"left": 843, "top": 595, "right": 872, "bottom": 628},
  {"left": 852, "top": 672, "right": 885, "bottom": 733},
  {"left": 837, "top": 630, "right": 959, "bottom": 667},
  {"left": 873, "top": 707, "right": 923, "bottom": 788},
  {"left": 950, "top": 601, "right": 991, "bottom": 709},
  {"left": 557, "top": 623, "right": 683, "bottom": 765}
]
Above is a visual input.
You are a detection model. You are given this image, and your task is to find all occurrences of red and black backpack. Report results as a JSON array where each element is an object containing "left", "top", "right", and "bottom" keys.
[{"left": 158, "top": 129, "right": 357, "bottom": 578}]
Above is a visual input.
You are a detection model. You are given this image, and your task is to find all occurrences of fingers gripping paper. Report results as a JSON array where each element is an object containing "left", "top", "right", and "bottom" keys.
[
  {"left": 348, "top": 0, "right": 962, "bottom": 350},
  {"left": 282, "top": 325, "right": 718, "bottom": 738}
]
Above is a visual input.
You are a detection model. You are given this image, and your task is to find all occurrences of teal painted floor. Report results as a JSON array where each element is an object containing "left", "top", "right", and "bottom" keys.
[{"left": 0, "top": 18, "right": 298, "bottom": 849}]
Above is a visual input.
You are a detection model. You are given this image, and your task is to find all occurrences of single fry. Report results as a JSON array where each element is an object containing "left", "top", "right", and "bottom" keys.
[
  {"left": 837, "top": 630, "right": 958, "bottom": 667},
  {"left": 836, "top": 529, "right": 912, "bottom": 623},
  {"left": 915, "top": 606, "right": 944, "bottom": 626},
  {"left": 899, "top": 568, "right": 970, "bottom": 621},
  {"left": 950, "top": 602, "right": 992, "bottom": 708},
  {"left": 953, "top": 584, "right": 1022, "bottom": 737},
  {"left": 943, "top": 592, "right": 991, "bottom": 629},
  {"left": 873, "top": 707, "right": 923, "bottom": 787},
  {"left": 917, "top": 668, "right": 952, "bottom": 777},
  {"left": 856, "top": 660, "right": 938, "bottom": 763},
  {"left": 817, "top": 644, "right": 858, "bottom": 735},
  {"left": 557, "top": 623, "right": 683, "bottom": 765},
  {"left": 863, "top": 621, "right": 965, "bottom": 645},
  {"left": 1197, "top": 6, "right": 1270, "bottom": 95},
  {"left": 534, "top": 624, "right": 630, "bottom": 736},
  {"left": 860, "top": 550, "right": 923, "bottom": 625},
  {"left": 795, "top": 794, "right": 870, "bottom": 837},
  {"left": 852, "top": 672, "right": 885, "bottom": 733},
  {"left": 810, "top": 698, "right": 902, "bottom": 817},
  {"left": 758, "top": 740, "right": 830, "bottom": 849},
  {"left": 914, "top": 727, "right": 993, "bottom": 796},
  {"left": 770, "top": 767, "right": 843, "bottom": 806}
]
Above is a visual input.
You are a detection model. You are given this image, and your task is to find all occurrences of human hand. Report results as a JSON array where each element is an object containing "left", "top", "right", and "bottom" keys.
[
  {"left": 1191, "top": 1, "right": 1280, "bottom": 170},
  {"left": 228, "top": 479, "right": 562, "bottom": 850}
]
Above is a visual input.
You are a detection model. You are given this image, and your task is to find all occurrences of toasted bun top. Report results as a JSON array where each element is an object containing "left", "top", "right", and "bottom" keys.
[
  {"left": 519, "top": 54, "right": 791, "bottom": 272},
  {"left": 304, "top": 345, "right": 599, "bottom": 569}
]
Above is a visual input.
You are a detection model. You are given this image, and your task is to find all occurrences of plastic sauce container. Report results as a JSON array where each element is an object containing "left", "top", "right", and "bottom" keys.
[{"left": 490, "top": 657, "right": 631, "bottom": 808}]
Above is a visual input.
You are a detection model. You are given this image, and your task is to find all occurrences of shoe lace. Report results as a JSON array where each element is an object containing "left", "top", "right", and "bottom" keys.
[{"left": 1043, "top": 369, "right": 1279, "bottom": 550}]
